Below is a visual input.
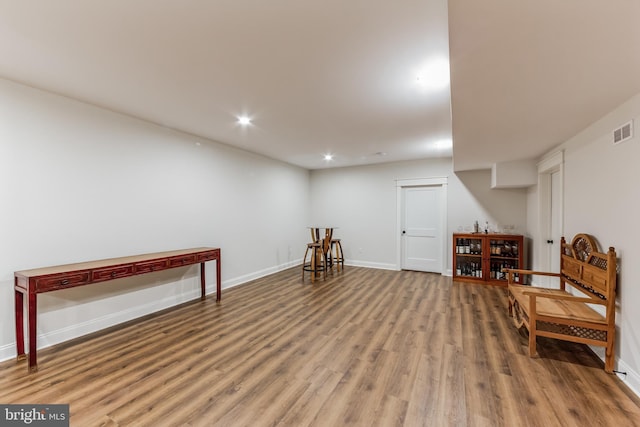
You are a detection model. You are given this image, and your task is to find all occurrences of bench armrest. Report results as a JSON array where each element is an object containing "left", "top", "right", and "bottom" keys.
[
  {"left": 504, "top": 268, "right": 560, "bottom": 285},
  {"left": 522, "top": 289, "right": 604, "bottom": 305}
]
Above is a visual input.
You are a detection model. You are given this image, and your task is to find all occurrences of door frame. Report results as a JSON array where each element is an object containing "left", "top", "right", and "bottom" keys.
[
  {"left": 537, "top": 151, "right": 564, "bottom": 286},
  {"left": 396, "top": 177, "right": 448, "bottom": 273}
]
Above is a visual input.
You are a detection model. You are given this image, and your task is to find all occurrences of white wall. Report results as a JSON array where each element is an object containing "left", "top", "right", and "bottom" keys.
[
  {"left": 0, "top": 79, "right": 310, "bottom": 360},
  {"left": 531, "top": 91, "right": 640, "bottom": 394},
  {"left": 310, "top": 159, "right": 528, "bottom": 273}
]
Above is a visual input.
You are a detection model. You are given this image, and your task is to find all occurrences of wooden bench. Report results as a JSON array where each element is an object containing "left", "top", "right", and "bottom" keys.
[{"left": 506, "top": 234, "right": 617, "bottom": 372}]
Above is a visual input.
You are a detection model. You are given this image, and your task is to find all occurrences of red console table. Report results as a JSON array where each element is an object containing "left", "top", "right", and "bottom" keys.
[{"left": 14, "top": 247, "right": 221, "bottom": 372}]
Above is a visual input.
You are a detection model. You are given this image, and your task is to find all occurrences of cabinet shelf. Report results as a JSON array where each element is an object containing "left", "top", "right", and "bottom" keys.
[{"left": 453, "top": 233, "right": 525, "bottom": 286}]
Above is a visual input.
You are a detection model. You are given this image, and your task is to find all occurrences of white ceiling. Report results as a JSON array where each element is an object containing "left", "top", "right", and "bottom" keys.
[{"left": 1, "top": 1, "right": 639, "bottom": 171}]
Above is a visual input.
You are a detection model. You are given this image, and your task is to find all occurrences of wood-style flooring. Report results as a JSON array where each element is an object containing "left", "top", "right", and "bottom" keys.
[{"left": 1, "top": 266, "right": 639, "bottom": 426}]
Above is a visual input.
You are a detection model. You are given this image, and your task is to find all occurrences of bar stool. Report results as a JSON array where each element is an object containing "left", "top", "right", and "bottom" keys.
[
  {"left": 330, "top": 239, "right": 344, "bottom": 272},
  {"left": 302, "top": 241, "right": 327, "bottom": 282}
]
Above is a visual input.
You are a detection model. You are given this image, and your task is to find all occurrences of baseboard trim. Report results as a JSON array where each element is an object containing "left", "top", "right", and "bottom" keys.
[
  {"left": 616, "top": 358, "right": 640, "bottom": 398},
  {"left": 221, "top": 259, "right": 302, "bottom": 290},
  {"left": 0, "top": 343, "right": 15, "bottom": 364},
  {"left": 345, "top": 260, "right": 398, "bottom": 270}
]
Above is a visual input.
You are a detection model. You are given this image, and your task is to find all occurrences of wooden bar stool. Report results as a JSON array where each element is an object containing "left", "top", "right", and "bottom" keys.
[
  {"left": 330, "top": 239, "right": 344, "bottom": 272},
  {"left": 302, "top": 241, "right": 327, "bottom": 282}
]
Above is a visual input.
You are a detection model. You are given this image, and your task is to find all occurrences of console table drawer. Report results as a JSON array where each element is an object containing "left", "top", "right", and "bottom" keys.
[
  {"left": 168, "top": 254, "right": 197, "bottom": 267},
  {"left": 197, "top": 250, "right": 219, "bottom": 262},
  {"left": 36, "top": 271, "right": 91, "bottom": 291},
  {"left": 92, "top": 264, "right": 135, "bottom": 282},
  {"left": 135, "top": 259, "right": 168, "bottom": 274}
]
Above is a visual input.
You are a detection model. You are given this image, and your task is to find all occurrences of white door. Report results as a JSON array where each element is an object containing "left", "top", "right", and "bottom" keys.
[
  {"left": 537, "top": 151, "right": 563, "bottom": 287},
  {"left": 401, "top": 186, "right": 442, "bottom": 272}
]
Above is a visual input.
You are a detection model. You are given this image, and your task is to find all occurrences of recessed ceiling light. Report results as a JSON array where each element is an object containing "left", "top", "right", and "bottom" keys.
[
  {"left": 237, "top": 116, "right": 252, "bottom": 126},
  {"left": 324, "top": 154, "right": 334, "bottom": 161},
  {"left": 416, "top": 58, "right": 450, "bottom": 90},
  {"left": 433, "top": 138, "right": 453, "bottom": 150}
]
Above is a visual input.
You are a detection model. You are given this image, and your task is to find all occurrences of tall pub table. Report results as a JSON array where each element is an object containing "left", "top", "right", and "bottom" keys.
[{"left": 14, "top": 247, "right": 221, "bottom": 372}]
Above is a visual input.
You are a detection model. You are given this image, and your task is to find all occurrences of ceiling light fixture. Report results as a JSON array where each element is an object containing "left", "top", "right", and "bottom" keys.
[
  {"left": 416, "top": 58, "right": 450, "bottom": 90},
  {"left": 433, "top": 138, "right": 453, "bottom": 150},
  {"left": 324, "top": 154, "right": 334, "bottom": 161},
  {"left": 237, "top": 116, "right": 252, "bottom": 126}
]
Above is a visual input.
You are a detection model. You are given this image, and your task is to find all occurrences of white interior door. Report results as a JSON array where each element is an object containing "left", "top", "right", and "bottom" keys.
[
  {"left": 401, "top": 186, "right": 442, "bottom": 272},
  {"left": 538, "top": 152, "right": 563, "bottom": 288}
]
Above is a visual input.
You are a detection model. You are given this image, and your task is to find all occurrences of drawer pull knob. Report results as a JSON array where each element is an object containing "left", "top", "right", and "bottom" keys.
[
  {"left": 61, "top": 279, "right": 69, "bottom": 285},
  {"left": 111, "top": 272, "right": 117, "bottom": 278}
]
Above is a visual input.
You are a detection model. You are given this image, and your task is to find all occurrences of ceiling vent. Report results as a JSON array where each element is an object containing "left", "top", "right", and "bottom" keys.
[{"left": 613, "top": 120, "right": 633, "bottom": 145}]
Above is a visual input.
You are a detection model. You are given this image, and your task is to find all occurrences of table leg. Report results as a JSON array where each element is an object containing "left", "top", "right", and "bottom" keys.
[
  {"left": 27, "top": 292, "right": 37, "bottom": 372},
  {"left": 200, "top": 262, "right": 206, "bottom": 301},
  {"left": 15, "top": 287, "right": 25, "bottom": 361},
  {"left": 325, "top": 228, "right": 334, "bottom": 270},
  {"left": 216, "top": 257, "right": 221, "bottom": 302}
]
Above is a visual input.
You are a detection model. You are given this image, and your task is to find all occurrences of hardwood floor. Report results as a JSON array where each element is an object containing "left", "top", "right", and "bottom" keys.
[{"left": 1, "top": 266, "right": 639, "bottom": 426}]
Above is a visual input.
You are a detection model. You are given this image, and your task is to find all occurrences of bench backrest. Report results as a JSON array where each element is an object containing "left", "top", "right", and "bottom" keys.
[{"left": 560, "top": 234, "right": 617, "bottom": 316}]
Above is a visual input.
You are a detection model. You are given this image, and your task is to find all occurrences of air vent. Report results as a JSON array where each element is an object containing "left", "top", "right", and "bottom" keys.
[{"left": 613, "top": 120, "right": 633, "bottom": 145}]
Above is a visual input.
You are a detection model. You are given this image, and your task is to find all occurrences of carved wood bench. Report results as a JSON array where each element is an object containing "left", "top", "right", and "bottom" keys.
[{"left": 506, "top": 234, "right": 617, "bottom": 372}]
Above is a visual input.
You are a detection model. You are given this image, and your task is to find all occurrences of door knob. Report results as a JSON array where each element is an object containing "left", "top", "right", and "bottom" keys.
[
  {"left": 547, "top": 239, "right": 554, "bottom": 244},
  {"left": 402, "top": 230, "right": 406, "bottom": 234}
]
